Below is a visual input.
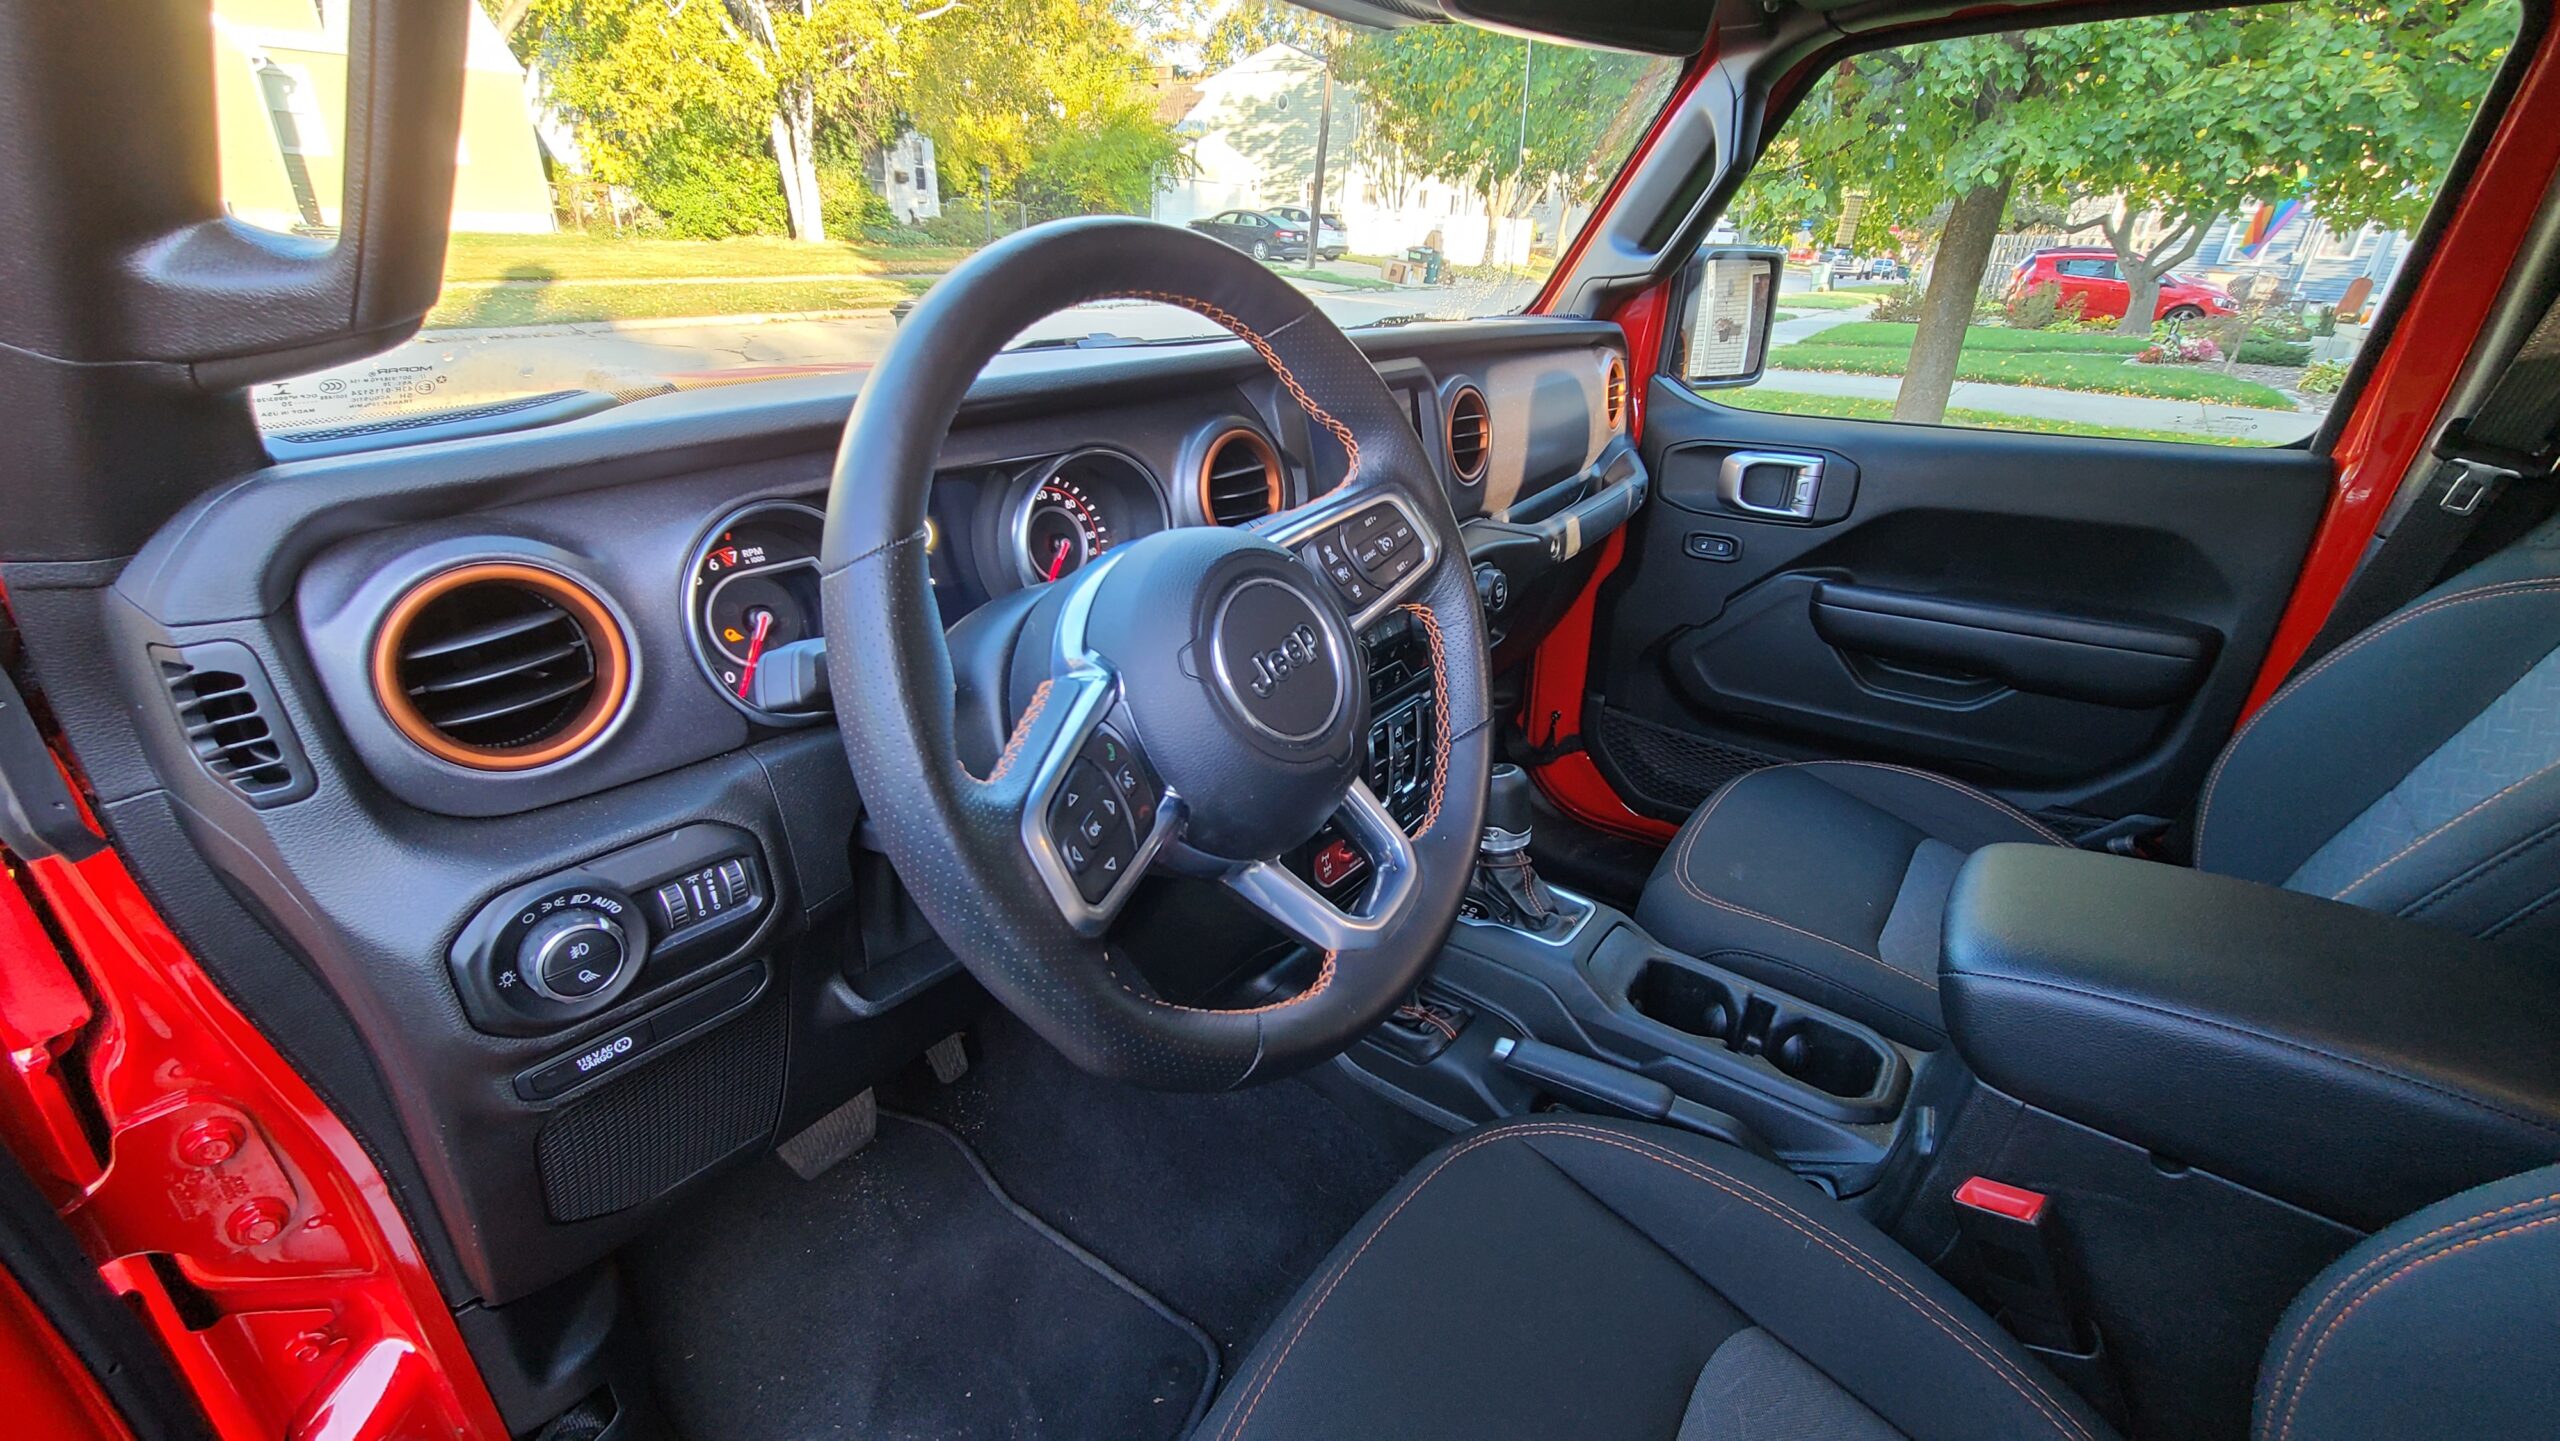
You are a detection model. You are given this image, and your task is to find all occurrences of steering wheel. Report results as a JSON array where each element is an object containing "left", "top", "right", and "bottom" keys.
[{"left": 817, "top": 218, "right": 1491, "bottom": 1091}]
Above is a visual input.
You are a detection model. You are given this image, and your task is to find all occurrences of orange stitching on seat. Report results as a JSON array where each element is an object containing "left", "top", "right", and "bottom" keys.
[
  {"left": 1667, "top": 769, "right": 1936, "bottom": 993},
  {"left": 1096, "top": 289, "right": 1362, "bottom": 492},
  {"left": 2269, "top": 1209, "right": 2560, "bottom": 1441},
  {"left": 978, "top": 678, "right": 1053, "bottom": 784},
  {"left": 2258, "top": 1188, "right": 2560, "bottom": 1439},
  {"left": 2195, "top": 579, "right": 2560, "bottom": 869},
  {"left": 1216, "top": 1122, "right": 2091, "bottom": 1441},
  {"left": 2331, "top": 755, "right": 2560, "bottom": 901},
  {"left": 1793, "top": 759, "right": 2071, "bottom": 846}
]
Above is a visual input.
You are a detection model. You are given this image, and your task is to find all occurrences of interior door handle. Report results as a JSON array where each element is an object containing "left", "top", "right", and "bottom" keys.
[{"left": 1717, "top": 451, "right": 1826, "bottom": 520}]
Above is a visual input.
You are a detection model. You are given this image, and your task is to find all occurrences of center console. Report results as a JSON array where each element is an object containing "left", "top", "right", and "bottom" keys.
[{"left": 1339, "top": 765, "right": 1945, "bottom": 1215}]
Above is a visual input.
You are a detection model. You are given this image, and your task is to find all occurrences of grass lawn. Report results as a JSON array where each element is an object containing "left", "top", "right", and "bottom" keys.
[
  {"left": 1779, "top": 291, "right": 1880, "bottom": 311},
  {"left": 1718, "top": 389, "right": 2256, "bottom": 445},
  {"left": 1287, "top": 266, "right": 1399, "bottom": 292},
  {"left": 1772, "top": 330, "right": 2291, "bottom": 408},
  {"left": 442, "top": 232, "right": 972, "bottom": 285},
  {"left": 1810, "top": 321, "right": 2150, "bottom": 355},
  {"left": 428, "top": 275, "right": 935, "bottom": 329}
]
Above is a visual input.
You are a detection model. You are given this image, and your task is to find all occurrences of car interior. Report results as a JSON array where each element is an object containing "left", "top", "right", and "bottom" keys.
[{"left": 6, "top": 0, "right": 2560, "bottom": 1439}]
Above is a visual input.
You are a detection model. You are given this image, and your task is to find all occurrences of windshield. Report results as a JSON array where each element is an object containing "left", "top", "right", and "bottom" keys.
[{"left": 236, "top": 2, "right": 1678, "bottom": 439}]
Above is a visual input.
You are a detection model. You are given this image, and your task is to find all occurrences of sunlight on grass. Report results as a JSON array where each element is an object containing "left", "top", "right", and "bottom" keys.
[
  {"left": 1716, "top": 389, "right": 2258, "bottom": 445},
  {"left": 428, "top": 275, "right": 935, "bottom": 328},
  {"left": 1770, "top": 339, "right": 2290, "bottom": 407}
]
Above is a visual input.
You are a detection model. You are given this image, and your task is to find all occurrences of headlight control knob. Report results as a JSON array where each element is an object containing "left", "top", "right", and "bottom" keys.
[{"left": 519, "top": 909, "right": 630, "bottom": 1002}]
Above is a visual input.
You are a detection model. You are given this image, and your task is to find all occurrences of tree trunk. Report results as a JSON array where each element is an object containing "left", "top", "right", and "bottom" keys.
[
  {"left": 1894, "top": 172, "right": 2012, "bottom": 425},
  {"left": 1306, "top": 64, "right": 1332, "bottom": 273},
  {"left": 771, "top": 90, "right": 825, "bottom": 243},
  {"left": 2116, "top": 259, "right": 2164, "bottom": 335}
]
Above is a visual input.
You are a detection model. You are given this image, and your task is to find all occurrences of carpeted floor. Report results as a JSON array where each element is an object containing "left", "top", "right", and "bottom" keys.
[
  {"left": 631, "top": 1013, "right": 1422, "bottom": 1439},
  {"left": 890, "top": 1013, "right": 1420, "bottom": 1358},
  {"left": 630, "top": 1109, "right": 1217, "bottom": 1440}
]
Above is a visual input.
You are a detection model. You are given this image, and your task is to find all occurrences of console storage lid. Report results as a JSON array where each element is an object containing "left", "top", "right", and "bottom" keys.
[{"left": 1941, "top": 844, "right": 2560, "bottom": 1231}]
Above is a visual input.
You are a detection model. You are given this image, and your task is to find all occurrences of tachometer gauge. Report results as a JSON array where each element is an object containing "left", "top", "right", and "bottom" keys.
[{"left": 686, "top": 501, "right": 826, "bottom": 718}]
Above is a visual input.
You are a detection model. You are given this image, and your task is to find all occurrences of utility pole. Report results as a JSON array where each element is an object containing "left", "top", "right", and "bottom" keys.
[{"left": 1306, "top": 57, "right": 1333, "bottom": 274}]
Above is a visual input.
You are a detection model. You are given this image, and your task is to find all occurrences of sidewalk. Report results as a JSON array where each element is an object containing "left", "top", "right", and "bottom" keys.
[{"left": 1756, "top": 367, "right": 2315, "bottom": 442}]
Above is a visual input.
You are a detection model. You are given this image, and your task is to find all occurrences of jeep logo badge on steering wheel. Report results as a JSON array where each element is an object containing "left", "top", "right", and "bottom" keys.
[
  {"left": 1248, "top": 623, "right": 1322, "bottom": 698},
  {"left": 1211, "top": 575, "right": 1348, "bottom": 745}
]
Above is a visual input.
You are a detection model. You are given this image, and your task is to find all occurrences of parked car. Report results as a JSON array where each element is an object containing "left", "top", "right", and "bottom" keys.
[
  {"left": 1187, "top": 208, "right": 1310, "bottom": 262},
  {"left": 2009, "top": 245, "right": 2238, "bottom": 322},
  {"left": 1265, "top": 206, "right": 1348, "bottom": 260}
]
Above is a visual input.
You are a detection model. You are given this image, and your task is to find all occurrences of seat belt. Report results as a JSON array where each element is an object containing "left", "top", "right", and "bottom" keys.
[{"left": 2299, "top": 290, "right": 2560, "bottom": 662}]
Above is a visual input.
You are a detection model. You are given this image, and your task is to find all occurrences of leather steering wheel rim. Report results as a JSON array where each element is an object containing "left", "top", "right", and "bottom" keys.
[{"left": 817, "top": 217, "right": 1491, "bottom": 1092}]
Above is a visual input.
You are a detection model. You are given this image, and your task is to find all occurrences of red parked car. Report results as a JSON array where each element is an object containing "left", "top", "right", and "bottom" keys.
[{"left": 2010, "top": 245, "right": 2238, "bottom": 322}]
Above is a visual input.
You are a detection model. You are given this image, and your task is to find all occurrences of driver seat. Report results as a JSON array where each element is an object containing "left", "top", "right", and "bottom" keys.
[{"left": 1190, "top": 1118, "right": 2560, "bottom": 1440}]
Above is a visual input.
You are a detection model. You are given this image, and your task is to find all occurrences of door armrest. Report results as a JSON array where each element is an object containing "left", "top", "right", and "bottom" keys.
[{"left": 1942, "top": 845, "right": 2560, "bottom": 1229}]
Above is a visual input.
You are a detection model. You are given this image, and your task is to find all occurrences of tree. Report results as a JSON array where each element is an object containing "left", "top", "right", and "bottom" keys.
[
  {"left": 1339, "top": 26, "right": 1674, "bottom": 224},
  {"left": 905, "top": 0, "right": 1184, "bottom": 213},
  {"left": 509, "top": 0, "right": 926, "bottom": 242},
  {"left": 1730, "top": 1, "right": 2518, "bottom": 416},
  {"left": 1200, "top": 0, "right": 1332, "bottom": 72}
]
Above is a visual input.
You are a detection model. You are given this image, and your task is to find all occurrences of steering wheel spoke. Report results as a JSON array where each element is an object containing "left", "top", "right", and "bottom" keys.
[
  {"left": 1260, "top": 486, "right": 1442, "bottom": 632},
  {"left": 1219, "top": 779, "right": 1420, "bottom": 953},
  {"left": 1012, "top": 659, "right": 1183, "bottom": 937}
]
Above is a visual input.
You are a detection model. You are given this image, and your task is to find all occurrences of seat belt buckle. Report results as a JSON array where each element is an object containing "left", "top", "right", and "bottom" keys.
[
  {"left": 1952, "top": 1177, "right": 2081, "bottom": 1352},
  {"left": 2439, "top": 460, "right": 2507, "bottom": 516}
]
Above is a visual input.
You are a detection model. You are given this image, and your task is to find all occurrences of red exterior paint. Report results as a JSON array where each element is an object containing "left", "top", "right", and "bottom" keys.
[
  {"left": 0, "top": 1262, "right": 137, "bottom": 1441},
  {"left": 0, "top": 840, "right": 508, "bottom": 1441},
  {"left": 2242, "top": 30, "right": 2560, "bottom": 716}
]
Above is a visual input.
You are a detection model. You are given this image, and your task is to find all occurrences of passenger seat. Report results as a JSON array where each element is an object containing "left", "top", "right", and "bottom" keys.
[{"left": 1634, "top": 528, "right": 2560, "bottom": 1048}]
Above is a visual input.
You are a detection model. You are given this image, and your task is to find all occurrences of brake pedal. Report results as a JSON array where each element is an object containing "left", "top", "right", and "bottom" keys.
[
  {"left": 926, "top": 1032, "right": 969, "bottom": 1085},
  {"left": 777, "top": 1088, "right": 877, "bottom": 1179}
]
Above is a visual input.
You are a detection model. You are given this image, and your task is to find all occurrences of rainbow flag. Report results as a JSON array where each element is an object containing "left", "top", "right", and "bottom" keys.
[{"left": 2239, "top": 199, "right": 2305, "bottom": 258}]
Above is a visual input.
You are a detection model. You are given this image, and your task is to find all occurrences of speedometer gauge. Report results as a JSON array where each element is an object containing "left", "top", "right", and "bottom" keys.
[
  {"left": 686, "top": 500, "right": 826, "bottom": 719},
  {"left": 1020, "top": 476, "right": 1112, "bottom": 583},
  {"left": 1009, "top": 448, "right": 1167, "bottom": 588}
]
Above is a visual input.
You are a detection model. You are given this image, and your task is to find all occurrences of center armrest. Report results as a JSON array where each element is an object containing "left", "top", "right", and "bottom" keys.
[{"left": 1941, "top": 844, "right": 2560, "bottom": 1230}]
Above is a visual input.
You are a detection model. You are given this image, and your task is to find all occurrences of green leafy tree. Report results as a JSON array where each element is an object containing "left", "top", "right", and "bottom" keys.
[
  {"left": 906, "top": 0, "right": 1184, "bottom": 212},
  {"left": 1200, "top": 0, "right": 1333, "bottom": 72},
  {"left": 1731, "top": 1, "right": 2516, "bottom": 418},
  {"left": 1339, "top": 27, "right": 1674, "bottom": 221},
  {"left": 508, "top": 0, "right": 924, "bottom": 243}
]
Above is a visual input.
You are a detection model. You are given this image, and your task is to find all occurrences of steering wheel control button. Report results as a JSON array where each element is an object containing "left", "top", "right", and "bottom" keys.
[
  {"left": 1082, "top": 726, "right": 1159, "bottom": 833},
  {"left": 1211, "top": 576, "right": 1348, "bottom": 744},
  {"left": 1052, "top": 760, "right": 1136, "bottom": 903},
  {"left": 1299, "top": 538, "right": 1375, "bottom": 607}
]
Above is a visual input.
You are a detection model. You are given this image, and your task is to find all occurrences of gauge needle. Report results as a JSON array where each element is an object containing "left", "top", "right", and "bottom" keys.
[
  {"left": 1044, "top": 536, "right": 1073, "bottom": 582},
  {"left": 734, "top": 609, "right": 775, "bottom": 702}
]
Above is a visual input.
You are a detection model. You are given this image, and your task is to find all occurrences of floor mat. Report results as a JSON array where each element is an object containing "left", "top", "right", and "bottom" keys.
[
  {"left": 630, "top": 1110, "right": 1216, "bottom": 1441},
  {"left": 891, "top": 1013, "right": 1419, "bottom": 1357}
]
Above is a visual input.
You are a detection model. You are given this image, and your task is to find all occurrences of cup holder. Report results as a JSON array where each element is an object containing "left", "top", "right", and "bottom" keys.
[{"left": 1625, "top": 956, "right": 1891, "bottom": 1103}]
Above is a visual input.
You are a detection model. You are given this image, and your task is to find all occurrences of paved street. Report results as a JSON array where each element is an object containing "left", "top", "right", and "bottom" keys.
[{"left": 251, "top": 268, "right": 2311, "bottom": 447}]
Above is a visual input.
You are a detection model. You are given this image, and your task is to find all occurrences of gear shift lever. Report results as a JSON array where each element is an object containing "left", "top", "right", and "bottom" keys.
[{"left": 1465, "top": 764, "right": 1563, "bottom": 932}]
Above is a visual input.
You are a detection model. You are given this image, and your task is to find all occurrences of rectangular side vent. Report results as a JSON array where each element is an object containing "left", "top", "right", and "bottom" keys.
[{"left": 150, "top": 641, "right": 314, "bottom": 808}]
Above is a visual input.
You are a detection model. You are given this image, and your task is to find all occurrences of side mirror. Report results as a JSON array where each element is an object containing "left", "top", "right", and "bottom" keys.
[{"left": 1678, "top": 246, "right": 1785, "bottom": 390}]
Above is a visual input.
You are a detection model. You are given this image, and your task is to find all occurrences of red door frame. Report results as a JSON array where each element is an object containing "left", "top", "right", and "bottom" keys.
[
  {"left": 1520, "top": 7, "right": 2560, "bottom": 839},
  {"left": 0, "top": 651, "right": 510, "bottom": 1441}
]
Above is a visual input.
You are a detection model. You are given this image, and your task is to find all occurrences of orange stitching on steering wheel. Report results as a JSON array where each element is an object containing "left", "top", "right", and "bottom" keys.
[{"left": 1096, "top": 289, "right": 1361, "bottom": 492}]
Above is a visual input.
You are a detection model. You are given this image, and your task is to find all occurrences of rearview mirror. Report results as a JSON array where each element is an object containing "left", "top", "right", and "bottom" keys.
[{"left": 1679, "top": 246, "right": 1785, "bottom": 390}]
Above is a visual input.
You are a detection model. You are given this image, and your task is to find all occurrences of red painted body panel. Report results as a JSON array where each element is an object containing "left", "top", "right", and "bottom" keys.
[
  {"left": 0, "top": 798, "right": 507, "bottom": 1439},
  {"left": 0, "top": 1262, "right": 136, "bottom": 1441}
]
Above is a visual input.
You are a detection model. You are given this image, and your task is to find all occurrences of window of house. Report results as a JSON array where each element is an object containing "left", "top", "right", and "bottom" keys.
[{"left": 1703, "top": 0, "right": 2519, "bottom": 449}]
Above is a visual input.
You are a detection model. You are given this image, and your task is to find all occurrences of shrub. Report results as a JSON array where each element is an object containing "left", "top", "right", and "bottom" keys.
[
  {"left": 819, "top": 162, "right": 895, "bottom": 241},
  {"left": 2236, "top": 338, "right": 2312, "bottom": 366},
  {"left": 635, "top": 117, "right": 788, "bottom": 239},
  {"left": 2003, "top": 282, "right": 2088, "bottom": 331},
  {"left": 2299, "top": 359, "right": 2349, "bottom": 394},
  {"left": 2311, "top": 305, "right": 2338, "bottom": 337},
  {"left": 1867, "top": 281, "right": 1926, "bottom": 322}
]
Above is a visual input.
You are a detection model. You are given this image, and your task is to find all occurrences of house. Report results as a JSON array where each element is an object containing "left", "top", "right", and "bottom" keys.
[
  {"left": 211, "top": 0, "right": 554, "bottom": 235},
  {"left": 2187, "top": 207, "right": 2410, "bottom": 314},
  {"left": 1151, "top": 44, "right": 1534, "bottom": 267},
  {"left": 870, "top": 130, "right": 942, "bottom": 225}
]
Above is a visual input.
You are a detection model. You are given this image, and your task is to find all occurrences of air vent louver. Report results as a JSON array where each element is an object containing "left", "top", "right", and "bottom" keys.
[
  {"left": 1604, "top": 358, "right": 1629, "bottom": 431},
  {"left": 373, "top": 564, "right": 628, "bottom": 771},
  {"left": 153, "top": 640, "right": 312, "bottom": 807},
  {"left": 1200, "top": 427, "right": 1284, "bottom": 526},
  {"left": 1447, "top": 386, "right": 1490, "bottom": 484}
]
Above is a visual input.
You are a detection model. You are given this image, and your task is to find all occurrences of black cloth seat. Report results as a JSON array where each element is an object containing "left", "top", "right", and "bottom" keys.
[
  {"left": 1190, "top": 1118, "right": 2560, "bottom": 1441},
  {"left": 1636, "top": 529, "right": 2560, "bottom": 1048}
]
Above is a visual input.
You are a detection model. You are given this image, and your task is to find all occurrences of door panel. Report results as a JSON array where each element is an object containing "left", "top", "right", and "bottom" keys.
[{"left": 1591, "top": 379, "right": 2330, "bottom": 829}]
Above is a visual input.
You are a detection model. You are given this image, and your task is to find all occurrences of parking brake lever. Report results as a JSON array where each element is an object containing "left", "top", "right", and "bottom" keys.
[{"left": 1492, "top": 1036, "right": 1779, "bottom": 1161}]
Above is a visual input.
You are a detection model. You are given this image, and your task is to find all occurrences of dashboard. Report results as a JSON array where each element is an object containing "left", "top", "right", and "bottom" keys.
[{"left": 75, "top": 316, "right": 1637, "bottom": 1313}]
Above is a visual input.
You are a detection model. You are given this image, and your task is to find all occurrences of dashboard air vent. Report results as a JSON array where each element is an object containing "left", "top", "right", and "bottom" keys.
[
  {"left": 1446, "top": 385, "right": 1490, "bottom": 485},
  {"left": 1604, "top": 357, "right": 1629, "bottom": 431},
  {"left": 1200, "top": 427, "right": 1284, "bottom": 526},
  {"left": 372, "top": 563, "right": 629, "bottom": 772},
  {"left": 153, "top": 640, "right": 312, "bottom": 807}
]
